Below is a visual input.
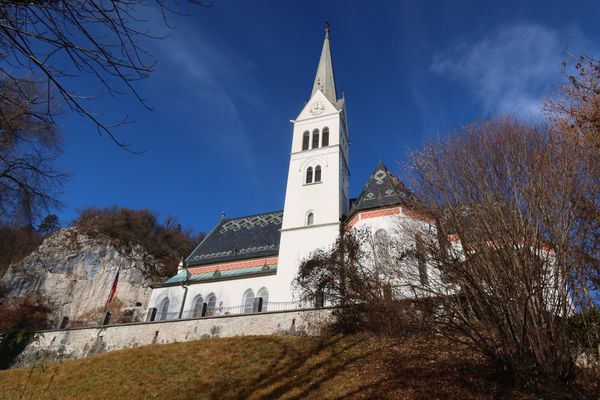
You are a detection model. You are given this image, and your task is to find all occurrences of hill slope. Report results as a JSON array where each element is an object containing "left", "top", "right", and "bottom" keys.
[{"left": 0, "top": 334, "right": 596, "bottom": 400}]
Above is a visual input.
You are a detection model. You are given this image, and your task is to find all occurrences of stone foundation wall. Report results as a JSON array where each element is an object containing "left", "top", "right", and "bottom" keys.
[{"left": 13, "top": 308, "right": 334, "bottom": 369}]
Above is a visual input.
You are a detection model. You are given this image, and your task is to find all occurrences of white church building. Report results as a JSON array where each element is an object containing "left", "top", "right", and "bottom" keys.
[{"left": 146, "top": 27, "right": 424, "bottom": 321}]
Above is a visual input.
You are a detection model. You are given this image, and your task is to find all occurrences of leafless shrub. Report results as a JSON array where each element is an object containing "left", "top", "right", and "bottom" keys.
[
  {"left": 74, "top": 206, "right": 204, "bottom": 282},
  {"left": 397, "top": 117, "right": 597, "bottom": 383},
  {"left": 295, "top": 226, "right": 434, "bottom": 336},
  {"left": 544, "top": 53, "right": 600, "bottom": 369},
  {"left": 0, "top": 294, "right": 51, "bottom": 333}
]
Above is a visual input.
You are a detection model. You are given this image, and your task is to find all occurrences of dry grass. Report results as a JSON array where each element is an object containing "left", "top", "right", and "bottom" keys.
[{"left": 0, "top": 334, "right": 597, "bottom": 400}]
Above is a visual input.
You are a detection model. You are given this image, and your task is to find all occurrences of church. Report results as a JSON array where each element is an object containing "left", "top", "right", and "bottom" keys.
[{"left": 146, "top": 27, "right": 421, "bottom": 321}]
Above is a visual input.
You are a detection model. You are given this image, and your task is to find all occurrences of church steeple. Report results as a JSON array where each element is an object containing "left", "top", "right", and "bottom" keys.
[
  {"left": 277, "top": 24, "right": 350, "bottom": 303},
  {"left": 311, "top": 22, "right": 337, "bottom": 105}
]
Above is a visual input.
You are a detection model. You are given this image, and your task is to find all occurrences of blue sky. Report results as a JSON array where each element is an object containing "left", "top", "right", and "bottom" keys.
[{"left": 54, "top": 0, "right": 600, "bottom": 233}]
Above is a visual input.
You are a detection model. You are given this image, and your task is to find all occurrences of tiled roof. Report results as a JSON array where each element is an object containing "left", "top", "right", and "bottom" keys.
[
  {"left": 350, "top": 161, "right": 414, "bottom": 214},
  {"left": 185, "top": 211, "right": 283, "bottom": 266}
]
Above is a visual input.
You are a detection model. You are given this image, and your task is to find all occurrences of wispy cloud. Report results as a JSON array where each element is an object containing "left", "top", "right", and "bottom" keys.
[
  {"left": 145, "top": 7, "right": 262, "bottom": 192},
  {"left": 431, "top": 23, "right": 586, "bottom": 119}
]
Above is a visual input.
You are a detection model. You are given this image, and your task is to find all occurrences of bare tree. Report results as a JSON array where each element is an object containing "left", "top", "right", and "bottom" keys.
[
  {"left": 545, "top": 54, "right": 600, "bottom": 151},
  {"left": 0, "top": 0, "right": 209, "bottom": 150},
  {"left": 400, "top": 117, "right": 594, "bottom": 383},
  {"left": 0, "top": 77, "right": 65, "bottom": 226},
  {"left": 0, "top": 1, "right": 207, "bottom": 250},
  {"left": 545, "top": 55, "right": 600, "bottom": 292}
]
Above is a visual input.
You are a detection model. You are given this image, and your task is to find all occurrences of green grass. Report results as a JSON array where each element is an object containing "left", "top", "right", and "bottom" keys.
[{"left": 0, "top": 334, "right": 597, "bottom": 399}]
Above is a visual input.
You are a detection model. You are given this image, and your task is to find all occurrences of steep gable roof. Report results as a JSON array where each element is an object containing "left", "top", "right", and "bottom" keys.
[
  {"left": 186, "top": 211, "right": 283, "bottom": 266},
  {"left": 350, "top": 161, "right": 414, "bottom": 214}
]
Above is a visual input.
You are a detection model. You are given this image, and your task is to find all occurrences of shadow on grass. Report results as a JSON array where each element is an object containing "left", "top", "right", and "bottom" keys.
[
  {"left": 2, "top": 333, "right": 598, "bottom": 400},
  {"left": 214, "top": 334, "right": 382, "bottom": 400}
]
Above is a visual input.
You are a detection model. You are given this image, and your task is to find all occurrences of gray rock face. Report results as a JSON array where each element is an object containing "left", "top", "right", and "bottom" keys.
[{"left": 1, "top": 228, "right": 153, "bottom": 326}]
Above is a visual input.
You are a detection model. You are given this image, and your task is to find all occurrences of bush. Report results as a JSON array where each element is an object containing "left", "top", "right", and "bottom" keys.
[
  {"left": 74, "top": 206, "right": 203, "bottom": 282},
  {"left": 0, "top": 295, "right": 51, "bottom": 369},
  {"left": 0, "top": 225, "right": 42, "bottom": 277},
  {"left": 296, "top": 228, "right": 434, "bottom": 337},
  {"left": 569, "top": 308, "right": 600, "bottom": 363}
]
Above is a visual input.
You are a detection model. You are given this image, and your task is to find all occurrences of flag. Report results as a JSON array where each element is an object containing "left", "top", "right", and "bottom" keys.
[{"left": 108, "top": 268, "right": 120, "bottom": 305}]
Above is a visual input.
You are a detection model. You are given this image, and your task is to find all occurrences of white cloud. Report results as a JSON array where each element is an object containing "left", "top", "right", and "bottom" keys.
[
  {"left": 431, "top": 23, "right": 581, "bottom": 119},
  {"left": 144, "top": 9, "right": 262, "bottom": 191}
]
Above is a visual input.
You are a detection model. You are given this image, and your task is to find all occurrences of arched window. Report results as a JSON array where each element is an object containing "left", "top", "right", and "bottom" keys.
[
  {"left": 206, "top": 294, "right": 217, "bottom": 316},
  {"left": 314, "top": 165, "right": 322, "bottom": 182},
  {"left": 307, "top": 212, "right": 314, "bottom": 226},
  {"left": 192, "top": 295, "right": 205, "bottom": 318},
  {"left": 312, "top": 129, "right": 319, "bottom": 149},
  {"left": 257, "top": 288, "right": 269, "bottom": 312},
  {"left": 243, "top": 289, "right": 255, "bottom": 313},
  {"left": 322, "top": 127, "right": 329, "bottom": 147},
  {"left": 158, "top": 297, "right": 170, "bottom": 321},
  {"left": 306, "top": 167, "right": 313, "bottom": 184},
  {"left": 302, "top": 131, "right": 310, "bottom": 151}
]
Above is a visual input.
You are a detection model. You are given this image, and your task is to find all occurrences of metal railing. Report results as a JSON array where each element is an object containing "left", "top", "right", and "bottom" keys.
[
  {"left": 178, "top": 300, "right": 313, "bottom": 320},
  {"left": 155, "top": 311, "right": 180, "bottom": 321},
  {"left": 55, "top": 300, "right": 322, "bottom": 329}
]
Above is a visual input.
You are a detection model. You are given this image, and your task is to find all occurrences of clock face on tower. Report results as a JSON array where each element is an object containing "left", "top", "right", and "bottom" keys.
[{"left": 308, "top": 101, "right": 326, "bottom": 116}]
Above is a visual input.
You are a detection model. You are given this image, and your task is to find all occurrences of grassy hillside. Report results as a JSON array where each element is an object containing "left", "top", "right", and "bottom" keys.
[{"left": 0, "top": 334, "right": 597, "bottom": 400}]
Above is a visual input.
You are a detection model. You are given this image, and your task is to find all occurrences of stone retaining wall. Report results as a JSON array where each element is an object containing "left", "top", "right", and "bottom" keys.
[{"left": 13, "top": 308, "right": 335, "bottom": 369}]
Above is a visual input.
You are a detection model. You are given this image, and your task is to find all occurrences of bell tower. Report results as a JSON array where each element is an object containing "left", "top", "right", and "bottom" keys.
[{"left": 276, "top": 24, "right": 350, "bottom": 301}]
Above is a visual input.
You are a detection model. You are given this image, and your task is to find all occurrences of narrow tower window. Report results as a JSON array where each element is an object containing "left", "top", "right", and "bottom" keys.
[
  {"left": 312, "top": 129, "right": 319, "bottom": 149},
  {"left": 306, "top": 167, "right": 313, "bottom": 184},
  {"left": 314, "top": 165, "right": 322, "bottom": 182},
  {"left": 302, "top": 131, "right": 310, "bottom": 151},
  {"left": 322, "top": 127, "right": 329, "bottom": 147},
  {"left": 307, "top": 212, "right": 314, "bottom": 226}
]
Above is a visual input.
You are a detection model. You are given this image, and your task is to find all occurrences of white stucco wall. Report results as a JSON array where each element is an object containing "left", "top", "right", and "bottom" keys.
[
  {"left": 351, "top": 207, "right": 442, "bottom": 298},
  {"left": 148, "top": 272, "right": 285, "bottom": 318}
]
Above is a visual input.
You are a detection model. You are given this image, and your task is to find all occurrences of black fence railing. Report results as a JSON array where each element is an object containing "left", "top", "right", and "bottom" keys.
[
  {"left": 150, "top": 301, "right": 314, "bottom": 322},
  {"left": 56, "top": 300, "right": 323, "bottom": 329}
]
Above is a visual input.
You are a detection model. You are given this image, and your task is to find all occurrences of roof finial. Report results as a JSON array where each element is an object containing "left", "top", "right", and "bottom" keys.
[{"left": 324, "top": 19, "right": 331, "bottom": 38}]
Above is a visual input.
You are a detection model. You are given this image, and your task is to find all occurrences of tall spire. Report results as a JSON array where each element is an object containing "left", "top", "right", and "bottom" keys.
[{"left": 311, "top": 21, "right": 337, "bottom": 105}]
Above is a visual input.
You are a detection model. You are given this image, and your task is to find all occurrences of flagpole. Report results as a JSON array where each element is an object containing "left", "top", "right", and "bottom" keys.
[{"left": 100, "top": 266, "right": 121, "bottom": 325}]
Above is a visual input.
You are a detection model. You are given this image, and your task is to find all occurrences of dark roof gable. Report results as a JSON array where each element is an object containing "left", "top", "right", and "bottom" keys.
[
  {"left": 186, "top": 210, "right": 283, "bottom": 266},
  {"left": 350, "top": 161, "right": 414, "bottom": 214}
]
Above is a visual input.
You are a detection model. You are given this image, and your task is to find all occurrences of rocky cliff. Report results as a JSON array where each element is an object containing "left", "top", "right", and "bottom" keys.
[{"left": 1, "top": 228, "right": 154, "bottom": 327}]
